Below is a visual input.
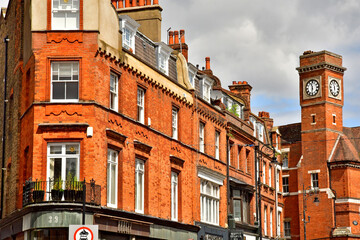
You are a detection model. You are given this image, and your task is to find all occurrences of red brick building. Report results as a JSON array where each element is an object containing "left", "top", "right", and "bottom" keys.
[
  {"left": 0, "top": 1, "right": 282, "bottom": 239},
  {"left": 279, "top": 50, "right": 360, "bottom": 240}
]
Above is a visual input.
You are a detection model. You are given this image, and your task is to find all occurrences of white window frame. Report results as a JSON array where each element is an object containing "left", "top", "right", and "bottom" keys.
[
  {"left": 52, "top": 0, "right": 79, "bottom": 30},
  {"left": 276, "top": 169, "right": 280, "bottom": 191},
  {"left": 51, "top": 61, "right": 79, "bottom": 102},
  {"left": 135, "top": 158, "right": 145, "bottom": 213},
  {"left": 277, "top": 211, "right": 281, "bottom": 236},
  {"left": 264, "top": 206, "right": 267, "bottom": 235},
  {"left": 263, "top": 162, "right": 266, "bottom": 184},
  {"left": 282, "top": 176, "right": 289, "bottom": 193},
  {"left": 137, "top": 88, "right": 145, "bottom": 124},
  {"left": 110, "top": 72, "right": 118, "bottom": 111},
  {"left": 202, "top": 77, "right": 213, "bottom": 103},
  {"left": 311, "top": 173, "right": 319, "bottom": 188},
  {"left": 269, "top": 165, "right": 272, "bottom": 187},
  {"left": 46, "top": 142, "right": 80, "bottom": 199},
  {"left": 200, "top": 179, "right": 220, "bottom": 225},
  {"left": 270, "top": 208, "right": 273, "bottom": 237},
  {"left": 171, "top": 171, "right": 178, "bottom": 221},
  {"left": 172, "top": 108, "right": 178, "bottom": 140},
  {"left": 188, "top": 64, "right": 197, "bottom": 88},
  {"left": 119, "top": 15, "right": 140, "bottom": 53},
  {"left": 199, "top": 122, "right": 205, "bottom": 153},
  {"left": 155, "top": 42, "right": 172, "bottom": 75},
  {"left": 282, "top": 152, "right": 289, "bottom": 168},
  {"left": 215, "top": 131, "right": 220, "bottom": 160},
  {"left": 107, "top": 149, "right": 118, "bottom": 208}
]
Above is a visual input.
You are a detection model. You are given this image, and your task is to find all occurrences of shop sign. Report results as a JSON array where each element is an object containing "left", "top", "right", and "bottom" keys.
[{"left": 69, "top": 225, "right": 98, "bottom": 240}]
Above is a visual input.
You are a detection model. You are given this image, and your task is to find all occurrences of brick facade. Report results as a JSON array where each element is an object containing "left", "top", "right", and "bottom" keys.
[{"left": 0, "top": 1, "right": 281, "bottom": 239}]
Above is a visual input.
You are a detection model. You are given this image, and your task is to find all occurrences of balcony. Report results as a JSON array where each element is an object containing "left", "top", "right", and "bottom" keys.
[{"left": 22, "top": 178, "right": 101, "bottom": 207}]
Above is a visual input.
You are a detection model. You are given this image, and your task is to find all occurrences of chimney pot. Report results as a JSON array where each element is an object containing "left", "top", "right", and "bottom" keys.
[
  {"left": 232, "top": 81, "right": 237, "bottom": 85},
  {"left": 174, "top": 31, "right": 179, "bottom": 44},
  {"left": 243, "top": 81, "right": 248, "bottom": 84},
  {"left": 119, "top": 0, "right": 124, "bottom": 8},
  {"left": 196, "top": 64, "right": 199, "bottom": 69},
  {"left": 169, "top": 31, "right": 174, "bottom": 45},
  {"left": 153, "top": 0, "right": 159, "bottom": 4},
  {"left": 205, "top": 57, "right": 210, "bottom": 70},
  {"left": 145, "top": 0, "right": 151, "bottom": 5},
  {"left": 125, "top": 0, "right": 130, "bottom": 7},
  {"left": 139, "top": 0, "right": 145, "bottom": 6},
  {"left": 180, "top": 29, "right": 185, "bottom": 44},
  {"left": 131, "top": 0, "right": 136, "bottom": 7}
]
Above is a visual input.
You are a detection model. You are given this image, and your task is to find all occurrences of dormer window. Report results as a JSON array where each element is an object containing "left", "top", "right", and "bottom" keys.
[
  {"left": 119, "top": 15, "right": 140, "bottom": 53},
  {"left": 201, "top": 77, "right": 213, "bottom": 103},
  {"left": 155, "top": 43, "right": 173, "bottom": 75},
  {"left": 188, "top": 64, "right": 197, "bottom": 88},
  {"left": 52, "top": 0, "right": 79, "bottom": 30}
]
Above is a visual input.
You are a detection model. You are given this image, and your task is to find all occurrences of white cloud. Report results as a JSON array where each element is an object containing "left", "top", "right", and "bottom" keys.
[{"left": 161, "top": 0, "right": 360, "bottom": 127}]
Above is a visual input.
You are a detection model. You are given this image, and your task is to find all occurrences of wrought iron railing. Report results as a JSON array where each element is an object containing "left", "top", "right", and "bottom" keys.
[{"left": 22, "top": 178, "right": 101, "bottom": 207}]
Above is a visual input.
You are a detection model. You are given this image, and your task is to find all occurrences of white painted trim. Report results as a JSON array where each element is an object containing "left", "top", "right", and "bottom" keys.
[
  {"left": 282, "top": 175, "right": 290, "bottom": 177},
  {"left": 328, "top": 134, "right": 341, "bottom": 162},
  {"left": 335, "top": 198, "right": 360, "bottom": 204},
  {"left": 296, "top": 155, "right": 303, "bottom": 168},
  {"left": 281, "top": 148, "right": 290, "bottom": 153},
  {"left": 308, "top": 169, "right": 320, "bottom": 174},
  {"left": 197, "top": 166, "right": 225, "bottom": 186},
  {"left": 278, "top": 206, "right": 283, "bottom": 212}
]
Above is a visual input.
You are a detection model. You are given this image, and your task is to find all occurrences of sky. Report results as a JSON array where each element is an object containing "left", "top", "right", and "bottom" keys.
[{"left": 1, "top": 0, "right": 359, "bottom": 127}]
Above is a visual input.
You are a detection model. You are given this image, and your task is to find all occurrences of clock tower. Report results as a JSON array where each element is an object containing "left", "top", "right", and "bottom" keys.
[{"left": 296, "top": 50, "right": 346, "bottom": 240}]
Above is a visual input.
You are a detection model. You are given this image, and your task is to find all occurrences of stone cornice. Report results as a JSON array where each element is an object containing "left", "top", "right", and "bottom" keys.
[
  {"left": 296, "top": 62, "right": 346, "bottom": 74},
  {"left": 329, "top": 160, "right": 360, "bottom": 170},
  {"left": 301, "top": 100, "right": 343, "bottom": 108}
]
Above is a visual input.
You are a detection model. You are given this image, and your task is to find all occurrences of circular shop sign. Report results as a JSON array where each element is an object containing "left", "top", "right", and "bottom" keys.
[{"left": 74, "top": 227, "right": 94, "bottom": 240}]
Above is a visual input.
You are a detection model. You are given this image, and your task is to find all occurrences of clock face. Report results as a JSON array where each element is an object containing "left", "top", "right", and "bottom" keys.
[
  {"left": 305, "top": 79, "right": 320, "bottom": 96},
  {"left": 329, "top": 79, "right": 340, "bottom": 97}
]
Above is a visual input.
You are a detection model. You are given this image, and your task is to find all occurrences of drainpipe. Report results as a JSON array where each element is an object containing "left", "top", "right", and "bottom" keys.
[{"left": 1, "top": 36, "right": 9, "bottom": 220}]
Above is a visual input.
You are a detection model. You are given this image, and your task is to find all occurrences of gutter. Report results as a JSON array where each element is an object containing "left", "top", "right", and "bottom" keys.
[{"left": 1, "top": 36, "right": 9, "bottom": 220}]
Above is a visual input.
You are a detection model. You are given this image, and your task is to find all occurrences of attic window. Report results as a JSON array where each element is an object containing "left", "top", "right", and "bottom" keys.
[
  {"left": 155, "top": 43, "right": 173, "bottom": 75},
  {"left": 119, "top": 15, "right": 140, "bottom": 53}
]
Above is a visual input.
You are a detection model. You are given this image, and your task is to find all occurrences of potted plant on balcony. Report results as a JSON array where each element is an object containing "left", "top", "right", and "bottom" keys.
[
  {"left": 64, "top": 173, "right": 76, "bottom": 201},
  {"left": 75, "top": 180, "right": 84, "bottom": 202},
  {"left": 51, "top": 178, "right": 64, "bottom": 201},
  {"left": 32, "top": 181, "right": 44, "bottom": 202}
]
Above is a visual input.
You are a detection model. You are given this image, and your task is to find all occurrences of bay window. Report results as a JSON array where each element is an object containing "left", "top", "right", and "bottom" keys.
[{"left": 232, "top": 190, "right": 250, "bottom": 223}]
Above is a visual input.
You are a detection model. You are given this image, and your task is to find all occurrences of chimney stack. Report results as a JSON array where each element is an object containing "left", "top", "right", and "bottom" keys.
[
  {"left": 229, "top": 81, "right": 253, "bottom": 120},
  {"left": 258, "top": 111, "right": 274, "bottom": 130},
  {"left": 116, "top": 0, "right": 163, "bottom": 42},
  {"left": 168, "top": 29, "right": 189, "bottom": 61}
]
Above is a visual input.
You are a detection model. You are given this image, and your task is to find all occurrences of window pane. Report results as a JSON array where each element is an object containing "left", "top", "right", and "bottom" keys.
[
  {"left": 111, "top": 164, "right": 116, "bottom": 205},
  {"left": 66, "top": 12, "right": 79, "bottom": 30},
  {"left": 50, "top": 146, "right": 62, "bottom": 154},
  {"left": 53, "top": 82, "right": 65, "bottom": 99},
  {"left": 52, "top": 12, "right": 66, "bottom": 29},
  {"left": 59, "top": 63, "right": 72, "bottom": 80},
  {"left": 66, "top": 144, "right": 79, "bottom": 154},
  {"left": 66, "top": 82, "right": 78, "bottom": 99},
  {"left": 49, "top": 158, "right": 62, "bottom": 180},
  {"left": 233, "top": 199, "right": 241, "bottom": 221},
  {"left": 65, "top": 158, "right": 77, "bottom": 180}
]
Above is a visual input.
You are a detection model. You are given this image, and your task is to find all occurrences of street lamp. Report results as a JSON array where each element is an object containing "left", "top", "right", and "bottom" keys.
[
  {"left": 255, "top": 144, "right": 278, "bottom": 240},
  {"left": 302, "top": 184, "right": 320, "bottom": 240}
]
